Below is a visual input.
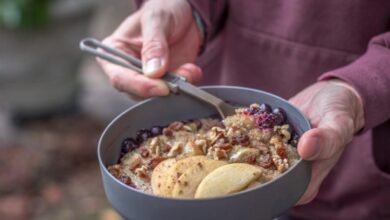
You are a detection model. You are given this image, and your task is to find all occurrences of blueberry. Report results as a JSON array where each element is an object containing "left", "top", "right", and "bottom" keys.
[
  {"left": 259, "top": 103, "right": 272, "bottom": 114},
  {"left": 272, "top": 108, "right": 286, "bottom": 125},
  {"left": 121, "top": 137, "right": 139, "bottom": 154},
  {"left": 150, "top": 126, "right": 163, "bottom": 136},
  {"left": 136, "top": 129, "right": 152, "bottom": 143},
  {"left": 289, "top": 133, "right": 300, "bottom": 147}
]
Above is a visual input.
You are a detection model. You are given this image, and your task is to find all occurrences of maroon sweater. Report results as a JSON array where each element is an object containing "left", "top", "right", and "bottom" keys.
[{"left": 135, "top": 0, "right": 390, "bottom": 219}]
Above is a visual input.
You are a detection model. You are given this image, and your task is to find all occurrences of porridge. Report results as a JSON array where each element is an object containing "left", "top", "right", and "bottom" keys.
[{"left": 108, "top": 103, "right": 300, "bottom": 198}]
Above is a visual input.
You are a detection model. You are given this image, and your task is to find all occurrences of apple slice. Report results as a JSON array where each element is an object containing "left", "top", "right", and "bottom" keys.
[
  {"left": 151, "top": 158, "right": 176, "bottom": 196},
  {"left": 195, "top": 163, "right": 262, "bottom": 198},
  {"left": 172, "top": 159, "right": 227, "bottom": 198},
  {"left": 162, "top": 156, "right": 208, "bottom": 196}
]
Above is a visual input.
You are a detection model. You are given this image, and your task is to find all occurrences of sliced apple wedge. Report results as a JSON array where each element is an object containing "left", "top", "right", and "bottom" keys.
[
  {"left": 162, "top": 156, "right": 208, "bottom": 196},
  {"left": 172, "top": 159, "right": 227, "bottom": 198},
  {"left": 151, "top": 158, "right": 176, "bottom": 196},
  {"left": 195, "top": 163, "right": 262, "bottom": 198}
]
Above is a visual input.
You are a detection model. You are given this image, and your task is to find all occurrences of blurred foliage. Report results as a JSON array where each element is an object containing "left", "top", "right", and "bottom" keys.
[{"left": 0, "top": 0, "right": 50, "bottom": 29}]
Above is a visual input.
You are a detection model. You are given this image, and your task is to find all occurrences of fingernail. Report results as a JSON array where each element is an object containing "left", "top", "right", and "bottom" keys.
[{"left": 144, "top": 58, "right": 161, "bottom": 76}]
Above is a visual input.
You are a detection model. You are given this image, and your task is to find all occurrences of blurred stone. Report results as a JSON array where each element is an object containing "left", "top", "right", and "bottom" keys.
[
  {"left": 41, "top": 184, "right": 63, "bottom": 205},
  {"left": 0, "top": 194, "right": 31, "bottom": 220},
  {"left": 100, "top": 208, "right": 123, "bottom": 220}
]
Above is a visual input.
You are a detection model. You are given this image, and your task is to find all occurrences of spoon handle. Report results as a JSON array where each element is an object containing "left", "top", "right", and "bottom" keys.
[{"left": 79, "top": 38, "right": 235, "bottom": 118}]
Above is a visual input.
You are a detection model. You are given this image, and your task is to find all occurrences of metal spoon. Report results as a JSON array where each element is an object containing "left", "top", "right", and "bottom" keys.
[{"left": 79, "top": 38, "right": 236, "bottom": 119}]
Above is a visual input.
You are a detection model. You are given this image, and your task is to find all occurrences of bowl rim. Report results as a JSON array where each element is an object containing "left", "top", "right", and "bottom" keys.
[{"left": 97, "top": 85, "right": 311, "bottom": 202}]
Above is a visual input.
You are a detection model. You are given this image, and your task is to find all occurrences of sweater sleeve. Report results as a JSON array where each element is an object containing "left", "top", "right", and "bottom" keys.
[
  {"left": 134, "top": 0, "right": 227, "bottom": 44},
  {"left": 319, "top": 32, "right": 390, "bottom": 131},
  {"left": 186, "top": 0, "right": 228, "bottom": 43}
]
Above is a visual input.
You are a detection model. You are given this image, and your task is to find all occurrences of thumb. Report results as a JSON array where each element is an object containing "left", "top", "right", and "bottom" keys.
[
  {"left": 141, "top": 11, "right": 170, "bottom": 78},
  {"left": 298, "top": 127, "right": 343, "bottom": 160}
]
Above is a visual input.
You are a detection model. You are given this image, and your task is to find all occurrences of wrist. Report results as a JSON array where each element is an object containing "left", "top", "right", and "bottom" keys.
[{"left": 327, "top": 79, "right": 365, "bottom": 133}]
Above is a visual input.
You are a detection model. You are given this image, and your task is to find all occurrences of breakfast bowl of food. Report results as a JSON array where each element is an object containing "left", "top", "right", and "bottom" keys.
[{"left": 97, "top": 86, "right": 311, "bottom": 220}]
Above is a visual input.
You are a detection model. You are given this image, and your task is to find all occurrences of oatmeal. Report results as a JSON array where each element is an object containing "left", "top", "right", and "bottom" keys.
[{"left": 108, "top": 103, "right": 300, "bottom": 198}]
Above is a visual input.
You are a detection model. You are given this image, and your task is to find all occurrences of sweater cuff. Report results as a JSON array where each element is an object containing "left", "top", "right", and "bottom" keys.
[{"left": 319, "top": 43, "right": 390, "bottom": 131}]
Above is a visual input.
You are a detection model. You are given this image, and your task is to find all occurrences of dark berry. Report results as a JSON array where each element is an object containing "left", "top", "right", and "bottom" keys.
[
  {"left": 255, "top": 113, "right": 276, "bottom": 129},
  {"left": 259, "top": 103, "right": 272, "bottom": 114},
  {"left": 121, "top": 137, "right": 139, "bottom": 154},
  {"left": 118, "top": 175, "right": 134, "bottom": 187},
  {"left": 136, "top": 129, "right": 152, "bottom": 143},
  {"left": 150, "top": 126, "right": 163, "bottom": 136},
  {"left": 289, "top": 133, "right": 300, "bottom": 147},
  {"left": 272, "top": 108, "right": 286, "bottom": 125},
  {"left": 248, "top": 105, "right": 260, "bottom": 115}
]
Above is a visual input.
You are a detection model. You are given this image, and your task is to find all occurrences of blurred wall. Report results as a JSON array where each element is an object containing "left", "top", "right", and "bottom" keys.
[{"left": 78, "top": 0, "right": 137, "bottom": 123}]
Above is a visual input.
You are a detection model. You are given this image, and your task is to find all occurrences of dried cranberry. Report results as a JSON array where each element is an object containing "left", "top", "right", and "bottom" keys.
[
  {"left": 118, "top": 175, "right": 134, "bottom": 187},
  {"left": 150, "top": 126, "right": 163, "bottom": 136},
  {"left": 161, "top": 144, "right": 171, "bottom": 153},
  {"left": 121, "top": 137, "right": 139, "bottom": 154},
  {"left": 277, "top": 147, "right": 287, "bottom": 159},
  {"left": 246, "top": 155, "right": 257, "bottom": 164},
  {"left": 259, "top": 103, "right": 272, "bottom": 114},
  {"left": 255, "top": 113, "right": 277, "bottom": 129},
  {"left": 162, "top": 127, "right": 173, "bottom": 136},
  {"left": 136, "top": 129, "right": 152, "bottom": 143},
  {"left": 272, "top": 108, "right": 286, "bottom": 125},
  {"left": 148, "top": 157, "right": 167, "bottom": 169},
  {"left": 140, "top": 148, "right": 150, "bottom": 158}
]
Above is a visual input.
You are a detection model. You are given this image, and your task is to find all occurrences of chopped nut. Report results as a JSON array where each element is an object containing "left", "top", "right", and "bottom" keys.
[
  {"left": 148, "top": 157, "right": 167, "bottom": 170},
  {"left": 108, "top": 164, "right": 121, "bottom": 177},
  {"left": 217, "top": 143, "right": 233, "bottom": 152},
  {"left": 135, "top": 165, "right": 149, "bottom": 180},
  {"left": 167, "top": 142, "right": 183, "bottom": 157},
  {"left": 160, "top": 144, "right": 171, "bottom": 153},
  {"left": 162, "top": 127, "right": 173, "bottom": 136},
  {"left": 122, "top": 153, "right": 142, "bottom": 171},
  {"left": 194, "top": 139, "right": 206, "bottom": 148},
  {"left": 168, "top": 121, "right": 184, "bottom": 131},
  {"left": 258, "top": 153, "right": 274, "bottom": 168},
  {"left": 207, "top": 147, "right": 228, "bottom": 160},
  {"left": 140, "top": 148, "right": 150, "bottom": 158},
  {"left": 183, "top": 141, "right": 203, "bottom": 156}
]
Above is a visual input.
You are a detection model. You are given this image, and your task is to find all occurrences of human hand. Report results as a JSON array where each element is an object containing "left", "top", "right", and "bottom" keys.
[
  {"left": 98, "top": 0, "right": 203, "bottom": 98},
  {"left": 289, "top": 79, "right": 365, "bottom": 205}
]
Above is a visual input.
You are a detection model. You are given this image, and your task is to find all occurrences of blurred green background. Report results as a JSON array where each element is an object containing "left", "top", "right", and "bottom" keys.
[{"left": 0, "top": 0, "right": 137, "bottom": 219}]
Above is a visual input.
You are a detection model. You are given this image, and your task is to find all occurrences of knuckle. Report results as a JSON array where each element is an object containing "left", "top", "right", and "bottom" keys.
[
  {"left": 109, "top": 73, "right": 125, "bottom": 92},
  {"left": 142, "top": 39, "right": 165, "bottom": 58},
  {"left": 135, "top": 83, "right": 154, "bottom": 98}
]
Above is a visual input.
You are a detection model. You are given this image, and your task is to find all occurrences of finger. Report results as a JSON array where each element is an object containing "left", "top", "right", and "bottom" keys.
[
  {"left": 99, "top": 59, "right": 169, "bottom": 97},
  {"left": 297, "top": 127, "right": 342, "bottom": 160},
  {"left": 296, "top": 161, "right": 321, "bottom": 205},
  {"left": 140, "top": 10, "right": 170, "bottom": 78},
  {"left": 173, "top": 63, "right": 203, "bottom": 84},
  {"left": 296, "top": 152, "right": 342, "bottom": 205}
]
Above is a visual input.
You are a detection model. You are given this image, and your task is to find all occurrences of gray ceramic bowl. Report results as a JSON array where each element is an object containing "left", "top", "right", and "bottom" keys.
[{"left": 98, "top": 86, "right": 311, "bottom": 220}]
